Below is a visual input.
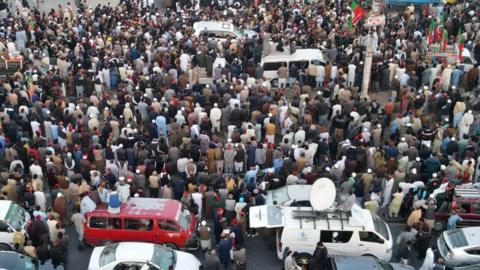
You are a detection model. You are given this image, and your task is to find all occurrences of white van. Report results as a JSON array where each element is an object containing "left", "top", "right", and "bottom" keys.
[
  {"left": 192, "top": 21, "right": 258, "bottom": 42},
  {"left": 260, "top": 49, "right": 325, "bottom": 87},
  {"left": 249, "top": 204, "right": 393, "bottom": 261},
  {"left": 0, "top": 200, "right": 31, "bottom": 250}
]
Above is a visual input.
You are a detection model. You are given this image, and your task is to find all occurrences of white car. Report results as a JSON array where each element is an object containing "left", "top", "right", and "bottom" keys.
[
  {"left": 266, "top": 185, "right": 312, "bottom": 206},
  {"left": 88, "top": 242, "right": 201, "bottom": 270}
]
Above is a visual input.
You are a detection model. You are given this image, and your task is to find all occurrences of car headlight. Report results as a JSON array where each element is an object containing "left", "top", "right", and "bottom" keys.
[{"left": 446, "top": 252, "right": 452, "bottom": 259}]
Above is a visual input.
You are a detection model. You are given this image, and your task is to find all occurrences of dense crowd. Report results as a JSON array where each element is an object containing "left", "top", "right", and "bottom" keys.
[{"left": 1, "top": 0, "right": 480, "bottom": 269}]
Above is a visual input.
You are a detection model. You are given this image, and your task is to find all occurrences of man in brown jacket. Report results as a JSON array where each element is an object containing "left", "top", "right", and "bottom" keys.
[
  {"left": 362, "top": 169, "right": 374, "bottom": 202},
  {"left": 199, "top": 220, "right": 212, "bottom": 251}
]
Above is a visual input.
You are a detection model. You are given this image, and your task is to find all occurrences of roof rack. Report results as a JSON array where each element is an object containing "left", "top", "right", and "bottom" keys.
[
  {"left": 455, "top": 189, "right": 480, "bottom": 199},
  {"left": 292, "top": 207, "right": 352, "bottom": 230}
]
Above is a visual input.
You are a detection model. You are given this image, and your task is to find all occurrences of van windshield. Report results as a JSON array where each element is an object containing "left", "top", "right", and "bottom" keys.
[
  {"left": 371, "top": 213, "right": 389, "bottom": 241},
  {"left": 5, "top": 202, "right": 27, "bottom": 229},
  {"left": 178, "top": 209, "right": 191, "bottom": 231}
]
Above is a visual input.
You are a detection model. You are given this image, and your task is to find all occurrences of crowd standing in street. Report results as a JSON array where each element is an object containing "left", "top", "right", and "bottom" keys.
[{"left": 1, "top": 0, "right": 480, "bottom": 269}]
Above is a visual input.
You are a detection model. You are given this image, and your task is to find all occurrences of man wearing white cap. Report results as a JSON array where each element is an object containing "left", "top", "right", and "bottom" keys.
[
  {"left": 210, "top": 103, "right": 222, "bottom": 133},
  {"left": 134, "top": 169, "right": 146, "bottom": 191},
  {"left": 459, "top": 110, "right": 474, "bottom": 139},
  {"left": 198, "top": 220, "right": 211, "bottom": 250},
  {"left": 117, "top": 177, "right": 130, "bottom": 203}
]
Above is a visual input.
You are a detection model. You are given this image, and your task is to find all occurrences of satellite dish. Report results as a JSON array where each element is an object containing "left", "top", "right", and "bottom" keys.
[{"left": 310, "top": 178, "right": 336, "bottom": 211}]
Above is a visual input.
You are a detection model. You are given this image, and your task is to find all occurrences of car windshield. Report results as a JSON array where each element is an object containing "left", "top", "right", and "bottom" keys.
[
  {"left": 99, "top": 243, "right": 119, "bottom": 267},
  {"left": 271, "top": 187, "right": 289, "bottom": 205},
  {"left": 446, "top": 229, "right": 468, "bottom": 248},
  {"left": 151, "top": 244, "right": 175, "bottom": 269},
  {"left": 372, "top": 213, "right": 389, "bottom": 240},
  {"left": 177, "top": 209, "right": 191, "bottom": 231},
  {"left": 5, "top": 202, "right": 27, "bottom": 229}
]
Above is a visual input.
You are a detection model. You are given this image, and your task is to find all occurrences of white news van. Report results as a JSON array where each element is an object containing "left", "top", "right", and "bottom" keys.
[
  {"left": 0, "top": 200, "right": 31, "bottom": 250},
  {"left": 249, "top": 179, "right": 393, "bottom": 261},
  {"left": 260, "top": 49, "right": 325, "bottom": 87}
]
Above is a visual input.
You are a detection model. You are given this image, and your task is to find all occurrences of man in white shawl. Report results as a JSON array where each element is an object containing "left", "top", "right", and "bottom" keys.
[
  {"left": 419, "top": 246, "right": 436, "bottom": 270},
  {"left": 210, "top": 103, "right": 222, "bottom": 133},
  {"left": 382, "top": 177, "right": 394, "bottom": 208},
  {"left": 459, "top": 110, "right": 474, "bottom": 138}
]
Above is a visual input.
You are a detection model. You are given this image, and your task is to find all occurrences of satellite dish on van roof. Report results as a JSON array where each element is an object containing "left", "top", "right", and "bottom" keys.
[{"left": 310, "top": 178, "right": 336, "bottom": 211}]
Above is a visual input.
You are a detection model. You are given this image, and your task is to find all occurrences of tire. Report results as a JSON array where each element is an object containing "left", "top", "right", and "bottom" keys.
[
  {"left": 0, "top": 244, "right": 11, "bottom": 251},
  {"left": 362, "top": 254, "right": 377, "bottom": 258},
  {"left": 434, "top": 221, "right": 445, "bottom": 231},
  {"left": 295, "top": 252, "right": 312, "bottom": 267},
  {"left": 164, "top": 243, "right": 178, "bottom": 250},
  {"left": 101, "top": 240, "right": 114, "bottom": 246}
]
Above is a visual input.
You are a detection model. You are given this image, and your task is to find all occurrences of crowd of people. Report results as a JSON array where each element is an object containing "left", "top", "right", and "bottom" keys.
[{"left": 0, "top": 0, "right": 480, "bottom": 269}]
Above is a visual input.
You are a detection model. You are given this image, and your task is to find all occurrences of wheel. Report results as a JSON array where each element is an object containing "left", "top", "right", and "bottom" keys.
[
  {"left": 164, "top": 243, "right": 178, "bottom": 250},
  {"left": 294, "top": 252, "right": 312, "bottom": 267},
  {"left": 362, "top": 254, "right": 377, "bottom": 258},
  {"left": 0, "top": 244, "right": 11, "bottom": 251},
  {"left": 101, "top": 240, "right": 114, "bottom": 246},
  {"left": 434, "top": 221, "right": 445, "bottom": 231}
]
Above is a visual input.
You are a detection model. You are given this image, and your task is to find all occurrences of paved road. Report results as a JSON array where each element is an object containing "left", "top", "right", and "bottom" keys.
[{"left": 63, "top": 221, "right": 426, "bottom": 270}]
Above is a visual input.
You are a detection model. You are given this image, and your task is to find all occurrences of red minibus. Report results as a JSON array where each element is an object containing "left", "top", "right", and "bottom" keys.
[{"left": 84, "top": 198, "right": 198, "bottom": 250}]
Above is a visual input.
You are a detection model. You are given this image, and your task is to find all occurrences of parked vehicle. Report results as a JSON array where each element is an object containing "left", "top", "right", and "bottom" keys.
[
  {"left": 326, "top": 255, "right": 414, "bottom": 270},
  {"left": 424, "top": 44, "right": 476, "bottom": 72},
  {"left": 87, "top": 242, "right": 201, "bottom": 270},
  {"left": 437, "top": 227, "right": 480, "bottom": 268},
  {"left": 260, "top": 49, "right": 325, "bottom": 87},
  {"left": 192, "top": 21, "right": 258, "bottom": 41},
  {"left": 434, "top": 188, "right": 480, "bottom": 231},
  {"left": 84, "top": 198, "right": 198, "bottom": 250},
  {"left": 0, "top": 200, "right": 31, "bottom": 250},
  {"left": 251, "top": 179, "right": 393, "bottom": 261}
]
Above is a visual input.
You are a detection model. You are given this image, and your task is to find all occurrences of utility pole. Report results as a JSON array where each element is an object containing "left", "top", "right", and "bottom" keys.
[
  {"left": 361, "top": 0, "right": 385, "bottom": 98},
  {"left": 361, "top": 30, "right": 374, "bottom": 98}
]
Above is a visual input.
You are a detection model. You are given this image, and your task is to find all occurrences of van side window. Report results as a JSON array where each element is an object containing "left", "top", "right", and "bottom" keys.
[
  {"left": 125, "top": 219, "right": 153, "bottom": 231},
  {"left": 158, "top": 220, "right": 180, "bottom": 232},
  {"left": 107, "top": 218, "right": 122, "bottom": 229},
  {"left": 290, "top": 61, "right": 308, "bottom": 70},
  {"left": 320, "top": 230, "right": 353, "bottom": 243},
  {"left": 89, "top": 217, "right": 107, "bottom": 229},
  {"left": 263, "top": 62, "right": 287, "bottom": 71},
  {"left": 359, "top": 231, "right": 384, "bottom": 244}
]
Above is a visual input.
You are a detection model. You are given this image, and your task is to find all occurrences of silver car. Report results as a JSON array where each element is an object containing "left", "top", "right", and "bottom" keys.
[{"left": 437, "top": 227, "right": 480, "bottom": 268}]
